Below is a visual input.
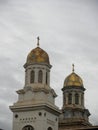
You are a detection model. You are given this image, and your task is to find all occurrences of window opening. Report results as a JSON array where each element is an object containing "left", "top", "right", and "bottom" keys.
[
  {"left": 38, "top": 70, "right": 43, "bottom": 83},
  {"left": 22, "top": 125, "right": 34, "bottom": 130},
  {"left": 30, "top": 70, "right": 35, "bottom": 83},
  {"left": 46, "top": 72, "right": 48, "bottom": 84},
  {"left": 68, "top": 93, "right": 72, "bottom": 104},
  {"left": 47, "top": 127, "right": 52, "bottom": 130},
  {"left": 75, "top": 93, "right": 79, "bottom": 104}
]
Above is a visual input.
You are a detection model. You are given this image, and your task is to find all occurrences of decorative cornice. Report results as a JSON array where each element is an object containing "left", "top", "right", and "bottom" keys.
[
  {"left": 10, "top": 103, "right": 61, "bottom": 116},
  {"left": 24, "top": 62, "right": 52, "bottom": 69},
  {"left": 62, "top": 86, "right": 85, "bottom": 91}
]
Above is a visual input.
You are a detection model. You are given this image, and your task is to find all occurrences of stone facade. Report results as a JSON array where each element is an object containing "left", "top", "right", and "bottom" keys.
[
  {"left": 10, "top": 44, "right": 60, "bottom": 130},
  {"left": 10, "top": 40, "right": 98, "bottom": 130}
]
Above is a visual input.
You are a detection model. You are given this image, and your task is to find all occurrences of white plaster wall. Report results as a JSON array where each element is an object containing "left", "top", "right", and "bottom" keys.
[
  {"left": 18, "top": 89, "right": 54, "bottom": 105},
  {"left": 25, "top": 64, "right": 50, "bottom": 86},
  {"left": 12, "top": 63, "right": 59, "bottom": 130},
  {"left": 13, "top": 109, "right": 58, "bottom": 130},
  {"left": 47, "top": 92, "right": 55, "bottom": 104}
]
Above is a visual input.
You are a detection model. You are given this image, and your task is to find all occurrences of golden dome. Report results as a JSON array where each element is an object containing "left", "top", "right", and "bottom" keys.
[
  {"left": 64, "top": 64, "right": 83, "bottom": 87},
  {"left": 26, "top": 46, "right": 50, "bottom": 65},
  {"left": 64, "top": 72, "right": 83, "bottom": 87}
]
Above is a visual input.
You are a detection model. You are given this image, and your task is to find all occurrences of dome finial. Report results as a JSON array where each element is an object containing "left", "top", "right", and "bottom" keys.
[
  {"left": 37, "top": 36, "right": 40, "bottom": 47},
  {"left": 72, "top": 64, "right": 75, "bottom": 73}
]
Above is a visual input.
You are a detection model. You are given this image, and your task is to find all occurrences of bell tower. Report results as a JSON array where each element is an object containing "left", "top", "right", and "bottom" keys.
[
  {"left": 10, "top": 38, "right": 60, "bottom": 130},
  {"left": 24, "top": 37, "right": 51, "bottom": 87},
  {"left": 59, "top": 65, "right": 91, "bottom": 129}
]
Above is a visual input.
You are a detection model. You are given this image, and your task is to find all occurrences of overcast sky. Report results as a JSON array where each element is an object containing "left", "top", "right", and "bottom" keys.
[{"left": 0, "top": 0, "right": 98, "bottom": 130}]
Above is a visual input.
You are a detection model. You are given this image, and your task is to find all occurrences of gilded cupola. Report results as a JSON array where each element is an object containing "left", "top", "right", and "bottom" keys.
[
  {"left": 24, "top": 37, "right": 50, "bottom": 67},
  {"left": 63, "top": 64, "right": 83, "bottom": 87}
]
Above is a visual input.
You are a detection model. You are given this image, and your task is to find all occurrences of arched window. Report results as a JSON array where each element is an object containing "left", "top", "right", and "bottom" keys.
[
  {"left": 22, "top": 125, "right": 34, "bottom": 130},
  {"left": 63, "top": 93, "right": 66, "bottom": 105},
  {"left": 38, "top": 70, "right": 43, "bottom": 83},
  {"left": 68, "top": 93, "right": 72, "bottom": 104},
  {"left": 46, "top": 72, "right": 48, "bottom": 84},
  {"left": 81, "top": 94, "right": 83, "bottom": 105},
  {"left": 75, "top": 93, "right": 79, "bottom": 104},
  {"left": 47, "top": 127, "right": 52, "bottom": 130},
  {"left": 30, "top": 70, "right": 35, "bottom": 83}
]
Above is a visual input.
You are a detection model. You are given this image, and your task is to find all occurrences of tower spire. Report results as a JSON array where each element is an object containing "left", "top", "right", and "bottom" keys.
[
  {"left": 72, "top": 64, "right": 75, "bottom": 73},
  {"left": 37, "top": 36, "right": 40, "bottom": 47}
]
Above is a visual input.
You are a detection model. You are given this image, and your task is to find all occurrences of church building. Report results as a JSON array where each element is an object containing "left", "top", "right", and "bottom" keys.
[{"left": 10, "top": 37, "right": 98, "bottom": 130}]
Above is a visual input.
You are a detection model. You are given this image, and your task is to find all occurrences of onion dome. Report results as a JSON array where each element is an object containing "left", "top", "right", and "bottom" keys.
[
  {"left": 27, "top": 47, "right": 50, "bottom": 64},
  {"left": 25, "top": 37, "right": 50, "bottom": 66},
  {"left": 63, "top": 64, "right": 83, "bottom": 87}
]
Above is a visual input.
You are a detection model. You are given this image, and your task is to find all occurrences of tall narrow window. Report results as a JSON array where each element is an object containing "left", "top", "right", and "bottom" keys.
[
  {"left": 46, "top": 72, "right": 48, "bottom": 84},
  {"left": 63, "top": 93, "right": 66, "bottom": 105},
  {"left": 30, "top": 70, "right": 35, "bottom": 83},
  {"left": 38, "top": 70, "right": 43, "bottom": 83},
  {"left": 81, "top": 94, "right": 83, "bottom": 105},
  {"left": 68, "top": 93, "right": 72, "bottom": 104},
  {"left": 75, "top": 93, "right": 79, "bottom": 104}
]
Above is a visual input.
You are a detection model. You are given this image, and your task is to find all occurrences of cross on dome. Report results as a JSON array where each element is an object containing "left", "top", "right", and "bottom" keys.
[
  {"left": 72, "top": 64, "right": 75, "bottom": 73},
  {"left": 37, "top": 36, "right": 40, "bottom": 47}
]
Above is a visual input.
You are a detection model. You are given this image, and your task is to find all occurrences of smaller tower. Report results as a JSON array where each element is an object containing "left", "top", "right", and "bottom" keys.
[{"left": 59, "top": 65, "right": 91, "bottom": 129}]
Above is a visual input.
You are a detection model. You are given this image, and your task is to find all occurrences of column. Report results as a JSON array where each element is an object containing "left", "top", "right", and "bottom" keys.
[
  {"left": 79, "top": 93, "right": 81, "bottom": 105},
  {"left": 72, "top": 92, "right": 75, "bottom": 104},
  {"left": 26, "top": 68, "right": 31, "bottom": 85},
  {"left": 25, "top": 69, "right": 27, "bottom": 86},
  {"left": 48, "top": 71, "right": 50, "bottom": 86},
  {"left": 66, "top": 93, "right": 68, "bottom": 105},
  {"left": 35, "top": 68, "right": 38, "bottom": 83},
  {"left": 43, "top": 69, "right": 46, "bottom": 84}
]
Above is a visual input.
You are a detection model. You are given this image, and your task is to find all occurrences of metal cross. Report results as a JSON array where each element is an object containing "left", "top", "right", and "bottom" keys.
[
  {"left": 37, "top": 36, "right": 40, "bottom": 47},
  {"left": 72, "top": 64, "right": 75, "bottom": 73}
]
